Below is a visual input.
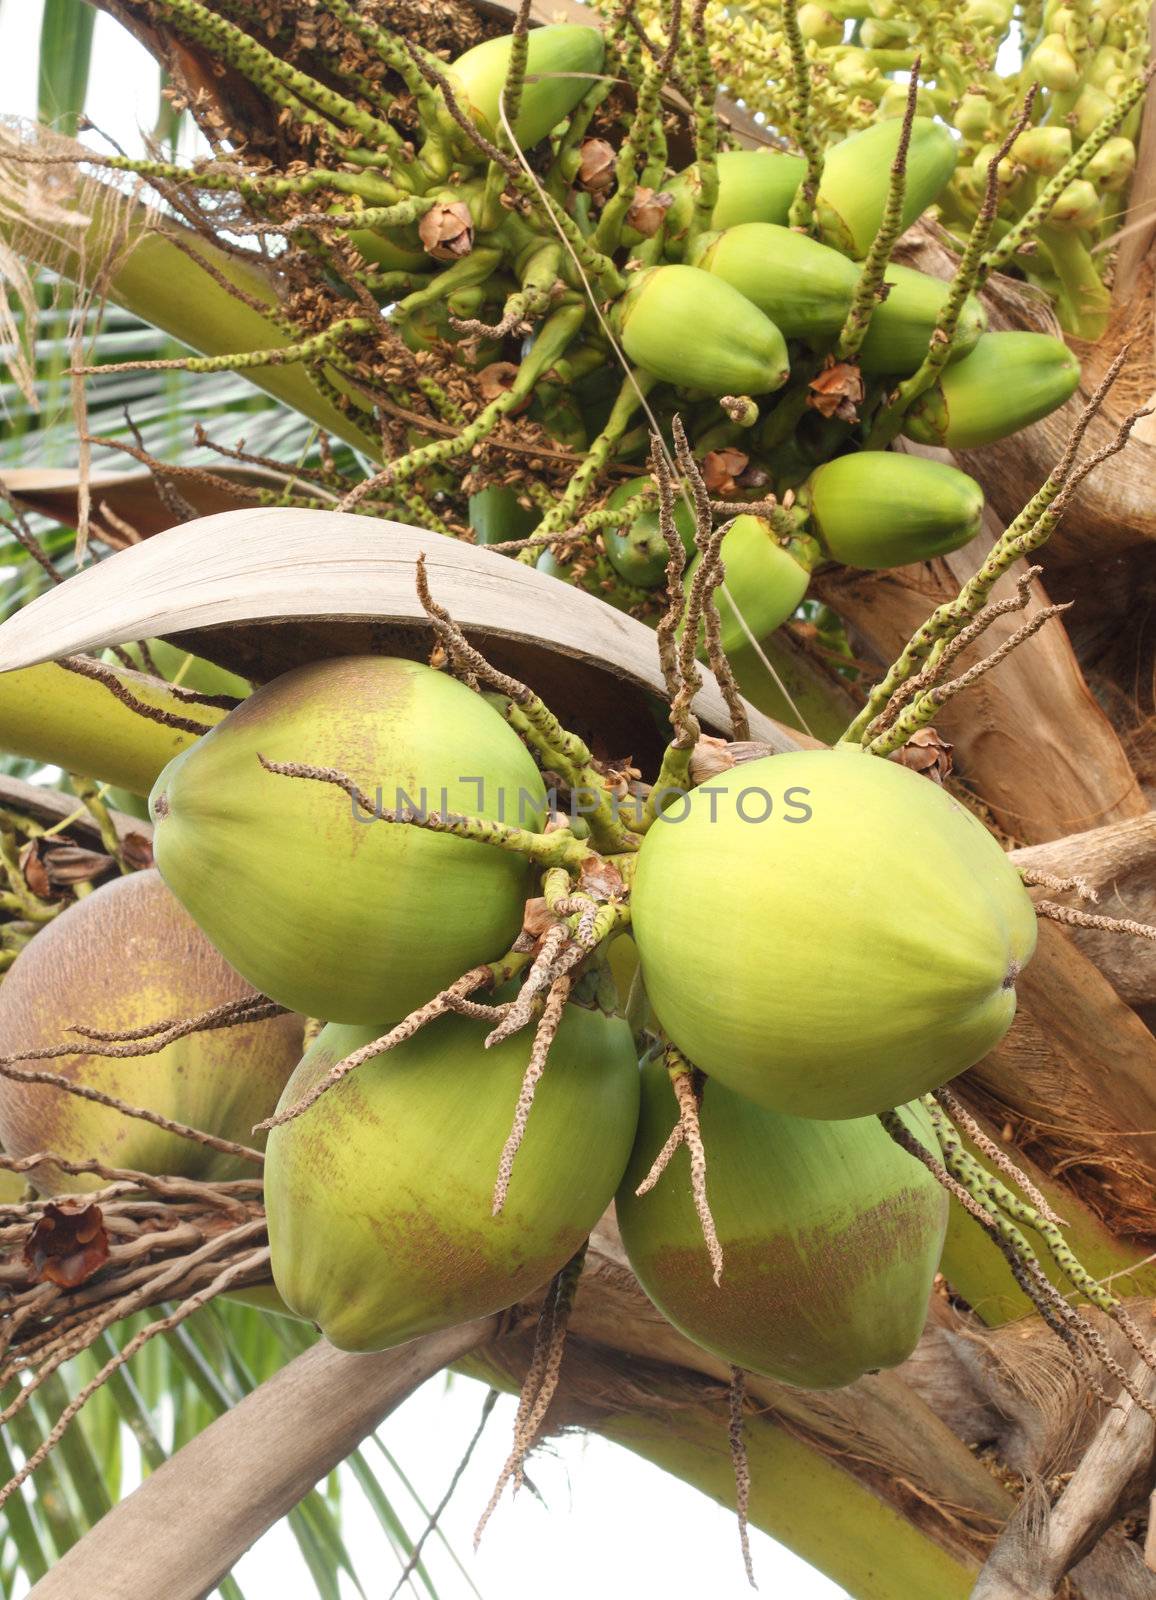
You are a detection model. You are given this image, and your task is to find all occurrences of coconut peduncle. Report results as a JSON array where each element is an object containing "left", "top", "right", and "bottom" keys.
[{"left": 475, "top": 1240, "right": 589, "bottom": 1545}]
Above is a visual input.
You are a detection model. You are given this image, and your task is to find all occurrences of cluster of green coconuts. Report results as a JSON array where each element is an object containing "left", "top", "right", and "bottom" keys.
[
  {"left": 0, "top": 648, "right": 1039, "bottom": 1390},
  {"left": 693, "top": 0, "right": 1145, "bottom": 336},
  {"left": 412, "top": 28, "right": 1082, "bottom": 623}
]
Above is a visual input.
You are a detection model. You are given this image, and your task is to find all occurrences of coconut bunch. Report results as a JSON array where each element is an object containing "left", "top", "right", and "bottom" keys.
[
  {"left": 2, "top": 0, "right": 1107, "bottom": 700},
  {"left": 20, "top": 390, "right": 1133, "bottom": 1476},
  {"left": 672, "top": 0, "right": 1150, "bottom": 340}
]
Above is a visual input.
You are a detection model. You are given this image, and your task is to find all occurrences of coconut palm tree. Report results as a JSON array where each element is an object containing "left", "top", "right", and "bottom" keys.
[{"left": 4, "top": 3, "right": 1156, "bottom": 1598}]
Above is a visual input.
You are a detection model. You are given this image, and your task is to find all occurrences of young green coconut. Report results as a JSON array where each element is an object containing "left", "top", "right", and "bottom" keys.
[
  {"left": 265, "top": 980, "right": 639, "bottom": 1352},
  {"left": 630, "top": 749, "right": 1037, "bottom": 1119},
  {"left": 150, "top": 655, "right": 547, "bottom": 1025},
  {"left": 0, "top": 870, "right": 302, "bottom": 1194},
  {"left": 616, "top": 1062, "right": 948, "bottom": 1388}
]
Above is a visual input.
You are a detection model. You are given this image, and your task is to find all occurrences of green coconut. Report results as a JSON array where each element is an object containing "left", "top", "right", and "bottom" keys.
[
  {"left": 603, "top": 478, "right": 697, "bottom": 588},
  {"left": 688, "top": 223, "right": 859, "bottom": 343},
  {"left": 150, "top": 656, "right": 546, "bottom": 1026},
  {"left": 616, "top": 1064, "right": 948, "bottom": 1388},
  {"left": 444, "top": 25, "right": 606, "bottom": 151},
  {"left": 857, "top": 264, "right": 987, "bottom": 375},
  {"left": 684, "top": 515, "right": 815, "bottom": 651},
  {"left": 266, "top": 988, "right": 640, "bottom": 1351},
  {"left": 902, "top": 332, "right": 1081, "bottom": 449},
  {"left": 614, "top": 265, "right": 790, "bottom": 396},
  {"left": 630, "top": 749, "right": 1037, "bottom": 1118},
  {"left": 0, "top": 870, "right": 302, "bottom": 1194},
  {"left": 816, "top": 118, "right": 958, "bottom": 257},
  {"left": 801, "top": 452, "right": 985, "bottom": 569}
]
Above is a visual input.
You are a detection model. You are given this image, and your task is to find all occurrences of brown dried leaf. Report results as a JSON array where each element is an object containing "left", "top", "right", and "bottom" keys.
[
  {"left": 578, "top": 854, "right": 626, "bottom": 901},
  {"left": 577, "top": 138, "right": 616, "bottom": 193},
  {"left": 890, "top": 727, "right": 954, "bottom": 783},
  {"left": 807, "top": 359, "right": 865, "bottom": 422},
  {"left": 418, "top": 200, "right": 474, "bottom": 261},
  {"left": 121, "top": 832, "right": 155, "bottom": 871},
  {"left": 521, "top": 897, "right": 558, "bottom": 938},
  {"left": 701, "top": 447, "right": 750, "bottom": 496},
  {"left": 23, "top": 1201, "right": 110, "bottom": 1288},
  {"left": 625, "top": 187, "right": 674, "bottom": 238}
]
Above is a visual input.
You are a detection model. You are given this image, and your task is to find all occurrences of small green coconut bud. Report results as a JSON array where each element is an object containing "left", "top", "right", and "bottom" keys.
[
  {"left": 1087, "top": 44, "right": 1128, "bottom": 88},
  {"left": 444, "top": 25, "right": 605, "bottom": 152},
  {"left": 798, "top": 2, "right": 844, "bottom": 43},
  {"left": 614, "top": 266, "right": 790, "bottom": 396},
  {"left": 688, "top": 223, "right": 859, "bottom": 342},
  {"left": 267, "top": 998, "right": 640, "bottom": 1352},
  {"left": 972, "top": 141, "right": 1018, "bottom": 188},
  {"left": 858, "top": 262, "right": 987, "bottom": 375},
  {"left": 903, "top": 331, "right": 1081, "bottom": 449},
  {"left": 954, "top": 92, "right": 994, "bottom": 141},
  {"left": 816, "top": 117, "right": 958, "bottom": 256},
  {"left": 877, "top": 82, "right": 938, "bottom": 120},
  {"left": 603, "top": 478, "right": 697, "bottom": 588},
  {"left": 1086, "top": 134, "right": 1136, "bottom": 192},
  {"left": 859, "top": 13, "right": 914, "bottom": 45},
  {"left": 1071, "top": 84, "right": 1116, "bottom": 143},
  {"left": 617, "top": 1068, "right": 948, "bottom": 1388},
  {"left": 150, "top": 656, "right": 548, "bottom": 1025},
  {"left": 630, "top": 748, "right": 1038, "bottom": 1118},
  {"left": 962, "top": 0, "right": 1014, "bottom": 26},
  {"left": 1048, "top": 178, "right": 1102, "bottom": 231},
  {"left": 800, "top": 451, "right": 985, "bottom": 568},
  {"left": 830, "top": 47, "right": 881, "bottom": 93},
  {"left": 1012, "top": 125, "right": 1073, "bottom": 175},
  {"left": 1030, "top": 32, "right": 1080, "bottom": 92},
  {"left": 684, "top": 515, "right": 815, "bottom": 654},
  {"left": 0, "top": 871, "right": 302, "bottom": 1195}
]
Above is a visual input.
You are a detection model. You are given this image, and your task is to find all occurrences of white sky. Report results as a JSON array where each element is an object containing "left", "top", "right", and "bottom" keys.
[{"left": 0, "top": 4, "right": 850, "bottom": 1596}]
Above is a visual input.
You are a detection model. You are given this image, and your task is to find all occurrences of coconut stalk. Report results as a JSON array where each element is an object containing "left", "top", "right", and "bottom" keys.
[{"left": 0, "top": 659, "right": 226, "bottom": 795}]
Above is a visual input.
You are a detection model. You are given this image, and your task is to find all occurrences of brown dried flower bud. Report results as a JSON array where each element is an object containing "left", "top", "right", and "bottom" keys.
[
  {"left": 577, "top": 138, "right": 616, "bottom": 193},
  {"left": 476, "top": 361, "right": 521, "bottom": 402},
  {"left": 418, "top": 200, "right": 474, "bottom": 261},
  {"left": 701, "top": 447, "right": 750, "bottom": 496},
  {"left": 720, "top": 395, "right": 759, "bottom": 427},
  {"left": 625, "top": 187, "right": 675, "bottom": 238},
  {"left": 890, "top": 727, "right": 954, "bottom": 783},
  {"left": 688, "top": 736, "right": 774, "bottom": 785},
  {"left": 807, "top": 358, "right": 865, "bottom": 423}
]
